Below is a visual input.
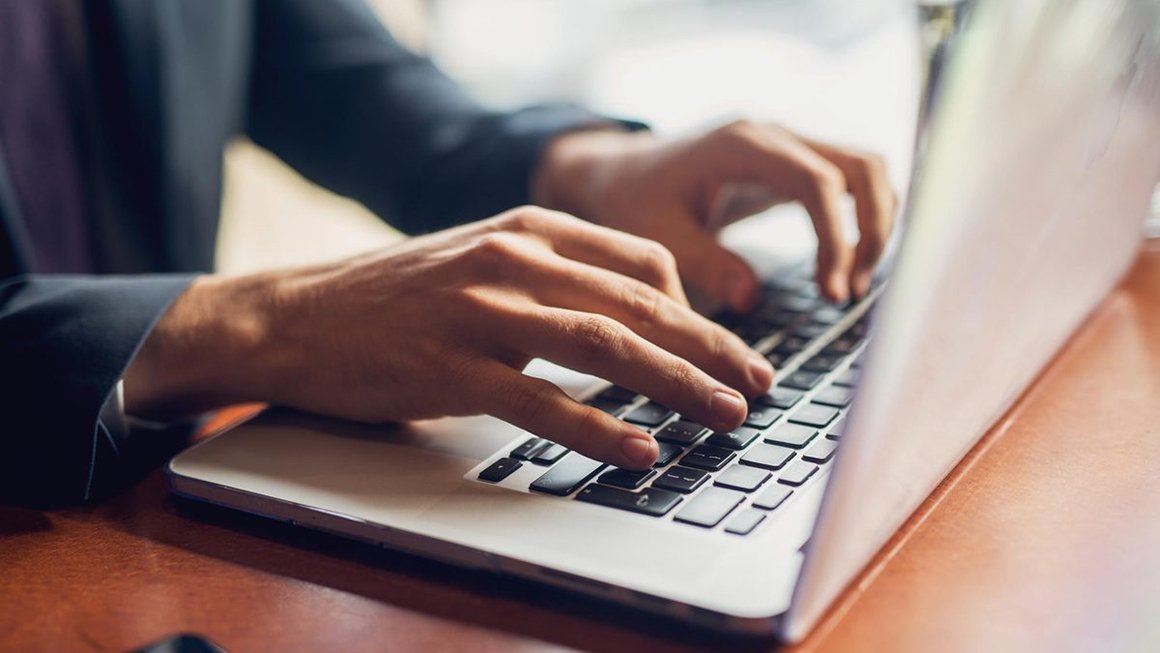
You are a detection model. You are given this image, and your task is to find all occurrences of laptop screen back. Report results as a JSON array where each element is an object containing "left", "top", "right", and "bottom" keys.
[{"left": 788, "top": 0, "right": 1160, "bottom": 639}]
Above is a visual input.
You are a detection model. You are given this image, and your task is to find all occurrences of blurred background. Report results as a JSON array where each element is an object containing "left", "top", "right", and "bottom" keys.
[{"left": 217, "top": 0, "right": 923, "bottom": 276}]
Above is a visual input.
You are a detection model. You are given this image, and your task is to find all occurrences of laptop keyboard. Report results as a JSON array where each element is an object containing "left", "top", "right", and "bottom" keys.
[{"left": 472, "top": 265, "right": 879, "bottom": 537}]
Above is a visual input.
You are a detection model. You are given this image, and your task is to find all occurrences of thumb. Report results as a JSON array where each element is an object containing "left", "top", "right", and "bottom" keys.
[{"left": 663, "top": 220, "right": 759, "bottom": 313}]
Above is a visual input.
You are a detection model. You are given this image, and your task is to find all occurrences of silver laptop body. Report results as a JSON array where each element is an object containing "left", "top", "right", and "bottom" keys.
[{"left": 167, "top": 0, "right": 1160, "bottom": 641}]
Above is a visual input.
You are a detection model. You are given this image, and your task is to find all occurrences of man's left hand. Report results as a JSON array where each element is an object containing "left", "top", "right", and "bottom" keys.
[{"left": 533, "top": 120, "right": 898, "bottom": 310}]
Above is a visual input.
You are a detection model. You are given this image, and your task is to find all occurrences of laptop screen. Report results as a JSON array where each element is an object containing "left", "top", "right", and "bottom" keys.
[{"left": 789, "top": 0, "right": 1160, "bottom": 639}]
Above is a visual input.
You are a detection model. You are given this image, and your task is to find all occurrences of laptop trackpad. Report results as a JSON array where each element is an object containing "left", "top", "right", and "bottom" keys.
[{"left": 170, "top": 408, "right": 532, "bottom": 519}]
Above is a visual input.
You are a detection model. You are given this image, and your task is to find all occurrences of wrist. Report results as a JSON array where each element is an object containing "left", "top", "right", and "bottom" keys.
[
  {"left": 123, "top": 271, "right": 287, "bottom": 419},
  {"left": 532, "top": 127, "right": 655, "bottom": 222}
]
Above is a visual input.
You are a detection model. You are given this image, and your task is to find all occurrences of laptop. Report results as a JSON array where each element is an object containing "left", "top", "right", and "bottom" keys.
[{"left": 167, "top": 0, "right": 1160, "bottom": 641}]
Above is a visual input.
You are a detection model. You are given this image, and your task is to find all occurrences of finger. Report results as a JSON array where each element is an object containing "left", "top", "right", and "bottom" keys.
[
  {"left": 490, "top": 208, "right": 689, "bottom": 305},
  {"left": 496, "top": 308, "right": 748, "bottom": 433},
  {"left": 704, "top": 122, "right": 856, "bottom": 302},
  {"left": 474, "top": 361, "right": 660, "bottom": 470},
  {"left": 801, "top": 140, "right": 897, "bottom": 298},
  {"left": 522, "top": 255, "right": 774, "bottom": 395}
]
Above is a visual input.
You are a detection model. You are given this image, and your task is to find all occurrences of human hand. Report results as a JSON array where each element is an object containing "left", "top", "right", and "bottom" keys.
[
  {"left": 534, "top": 120, "right": 898, "bottom": 310},
  {"left": 125, "top": 207, "right": 775, "bottom": 469}
]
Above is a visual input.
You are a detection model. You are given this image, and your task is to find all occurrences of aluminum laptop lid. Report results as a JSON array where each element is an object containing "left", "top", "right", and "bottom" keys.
[{"left": 786, "top": 0, "right": 1160, "bottom": 640}]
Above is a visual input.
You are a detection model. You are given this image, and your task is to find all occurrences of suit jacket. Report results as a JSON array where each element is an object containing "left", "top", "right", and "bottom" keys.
[{"left": 0, "top": 0, "right": 629, "bottom": 507}]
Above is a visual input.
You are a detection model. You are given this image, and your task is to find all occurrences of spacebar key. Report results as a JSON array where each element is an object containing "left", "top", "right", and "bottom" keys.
[
  {"left": 530, "top": 454, "right": 605, "bottom": 496},
  {"left": 575, "top": 485, "right": 682, "bottom": 517}
]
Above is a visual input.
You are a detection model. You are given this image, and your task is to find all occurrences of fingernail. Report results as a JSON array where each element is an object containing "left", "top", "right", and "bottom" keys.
[
  {"left": 620, "top": 434, "right": 658, "bottom": 468},
  {"left": 711, "top": 390, "right": 745, "bottom": 425},
  {"left": 747, "top": 353, "right": 774, "bottom": 389}
]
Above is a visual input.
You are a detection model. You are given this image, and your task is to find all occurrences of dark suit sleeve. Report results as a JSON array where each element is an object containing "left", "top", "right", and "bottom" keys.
[
  {"left": 245, "top": 0, "right": 643, "bottom": 234},
  {"left": 0, "top": 274, "right": 194, "bottom": 507}
]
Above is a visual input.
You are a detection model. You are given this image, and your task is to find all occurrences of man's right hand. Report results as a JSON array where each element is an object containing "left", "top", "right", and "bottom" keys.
[{"left": 124, "top": 207, "right": 774, "bottom": 470}]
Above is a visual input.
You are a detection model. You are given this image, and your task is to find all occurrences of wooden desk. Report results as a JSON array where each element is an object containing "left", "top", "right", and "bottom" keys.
[{"left": 4, "top": 242, "right": 1160, "bottom": 653}]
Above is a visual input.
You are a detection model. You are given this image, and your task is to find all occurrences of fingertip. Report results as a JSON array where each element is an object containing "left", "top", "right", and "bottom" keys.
[
  {"left": 619, "top": 432, "right": 658, "bottom": 469},
  {"left": 710, "top": 389, "right": 747, "bottom": 431},
  {"left": 826, "top": 269, "right": 850, "bottom": 304},
  {"left": 747, "top": 353, "right": 775, "bottom": 392},
  {"left": 851, "top": 269, "right": 872, "bottom": 300}
]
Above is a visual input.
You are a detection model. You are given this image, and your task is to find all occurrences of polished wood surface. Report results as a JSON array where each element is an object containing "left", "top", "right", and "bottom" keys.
[{"left": 4, "top": 243, "right": 1160, "bottom": 653}]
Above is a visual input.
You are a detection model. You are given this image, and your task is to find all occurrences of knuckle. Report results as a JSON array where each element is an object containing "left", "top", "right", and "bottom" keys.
[
  {"left": 665, "top": 360, "right": 702, "bottom": 396},
  {"left": 621, "top": 282, "right": 665, "bottom": 327},
  {"left": 572, "top": 315, "right": 626, "bottom": 361},
  {"left": 500, "top": 205, "right": 551, "bottom": 232},
  {"left": 472, "top": 232, "right": 526, "bottom": 266},
  {"left": 707, "top": 325, "right": 735, "bottom": 359},
  {"left": 805, "top": 160, "right": 846, "bottom": 195},
  {"left": 505, "top": 381, "right": 552, "bottom": 424},
  {"left": 722, "top": 118, "right": 758, "bottom": 137},
  {"left": 637, "top": 240, "right": 679, "bottom": 284}
]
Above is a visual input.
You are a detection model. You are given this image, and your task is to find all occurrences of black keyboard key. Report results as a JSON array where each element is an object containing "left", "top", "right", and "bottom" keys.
[
  {"left": 734, "top": 321, "right": 771, "bottom": 345},
  {"left": 766, "top": 351, "right": 790, "bottom": 368},
  {"left": 680, "top": 445, "right": 735, "bottom": 471},
  {"left": 757, "top": 387, "right": 804, "bottom": 410},
  {"left": 827, "top": 417, "right": 848, "bottom": 439},
  {"left": 741, "top": 443, "right": 796, "bottom": 470},
  {"left": 810, "top": 305, "right": 847, "bottom": 326},
  {"left": 833, "top": 367, "right": 860, "bottom": 387},
  {"left": 623, "top": 401, "right": 674, "bottom": 427},
  {"left": 823, "top": 336, "right": 861, "bottom": 356},
  {"left": 674, "top": 487, "right": 745, "bottom": 528},
  {"left": 849, "top": 319, "right": 870, "bottom": 338},
  {"left": 782, "top": 370, "right": 825, "bottom": 391},
  {"left": 773, "top": 335, "right": 810, "bottom": 356},
  {"left": 588, "top": 397, "right": 627, "bottom": 416},
  {"left": 776, "top": 295, "right": 819, "bottom": 313},
  {"left": 758, "top": 308, "right": 799, "bottom": 329},
  {"left": 791, "top": 322, "right": 830, "bottom": 340},
  {"left": 802, "top": 354, "right": 843, "bottom": 373},
  {"left": 529, "top": 454, "right": 605, "bottom": 496},
  {"left": 743, "top": 406, "right": 783, "bottom": 430},
  {"left": 654, "top": 420, "right": 706, "bottom": 445},
  {"left": 714, "top": 465, "right": 771, "bottom": 492},
  {"left": 575, "top": 484, "right": 682, "bottom": 517},
  {"left": 598, "top": 385, "right": 640, "bottom": 404},
  {"left": 764, "top": 423, "right": 818, "bottom": 448},
  {"left": 478, "top": 457, "right": 522, "bottom": 483},
  {"left": 531, "top": 443, "right": 568, "bottom": 465},
  {"left": 511, "top": 437, "right": 549, "bottom": 461},
  {"left": 778, "top": 460, "right": 819, "bottom": 486},
  {"left": 704, "top": 426, "right": 762, "bottom": 450},
  {"left": 789, "top": 405, "right": 839, "bottom": 428},
  {"left": 752, "top": 485, "right": 793, "bottom": 510},
  {"left": 652, "top": 466, "right": 709, "bottom": 493},
  {"left": 812, "top": 385, "right": 854, "bottom": 408},
  {"left": 654, "top": 441, "right": 684, "bottom": 467},
  {"left": 725, "top": 508, "right": 767, "bottom": 535},
  {"left": 598, "top": 468, "right": 656, "bottom": 489},
  {"left": 802, "top": 439, "right": 838, "bottom": 463}
]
